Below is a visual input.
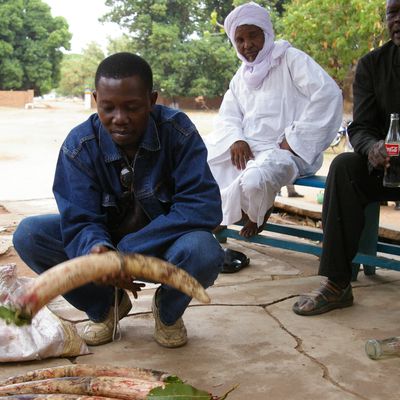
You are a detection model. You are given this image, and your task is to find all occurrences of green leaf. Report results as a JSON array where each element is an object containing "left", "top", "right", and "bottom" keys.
[
  {"left": 0, "top": 306, "right": 31, "bottom": 326},
  {"left": 147, "top": 382, "right": 212, "bottom": 400},
  {"left": 163, "top": 376, "right": 184, "bottom": 384}
]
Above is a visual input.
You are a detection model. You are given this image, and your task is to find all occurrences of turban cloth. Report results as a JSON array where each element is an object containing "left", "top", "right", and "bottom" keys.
[{"left": 224, "top": 2, "right": 291, "bottom": 89}]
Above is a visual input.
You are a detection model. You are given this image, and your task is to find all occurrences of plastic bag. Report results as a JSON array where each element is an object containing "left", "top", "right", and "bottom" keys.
[{"left": 0, "top": 263, "right": 90, "bottom": 362}]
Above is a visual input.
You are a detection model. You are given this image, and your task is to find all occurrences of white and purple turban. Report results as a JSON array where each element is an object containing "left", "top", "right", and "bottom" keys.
[{"left": 224, "top": 2, "right": 291, "bottom": 89}]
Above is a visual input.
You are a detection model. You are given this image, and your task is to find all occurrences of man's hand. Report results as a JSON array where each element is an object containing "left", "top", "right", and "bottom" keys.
[
  {"left": 368, "top": 140, "right": 390, "bottom": 169},
  {"left": 90, "top": 245, "right": 110, "bottom": 254},
  {"left": 279, "top": 138, "right": 297, "bottom": 155},
  {"left": 90, "top": 245, "right": 145, "bottom": 299},
  {"left": 230, "top": 140, "right": 254, "bottom": 170},
  {"left": 101, "top": 276, "right": 145, "bottom": 299}
]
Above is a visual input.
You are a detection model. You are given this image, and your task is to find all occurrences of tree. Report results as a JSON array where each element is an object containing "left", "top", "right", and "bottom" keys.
[
  {"left": 57, "top": 43, "right": 105, "bottom": 98},
  {"left": 181, "top": 34, "right": 238, "bottom": 98},
  {"left": 107, "top": 34, "right": 136, "bottom": 55},
  {"left": 102, "top": 0, "right": 239, "bottom": 99},
  {"left": 103, "top": 0, "right": 202, "bottom": 52},
  {"left": 0, "top": 0, "right": 71, "bottom": 95},
  {"left": 278, "top": 0, "right": 387, "bottom": 88}
]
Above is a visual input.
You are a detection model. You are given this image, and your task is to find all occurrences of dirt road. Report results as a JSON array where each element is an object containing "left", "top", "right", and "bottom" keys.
[{"left": 0, "top": 100, "right": 217, "bottom": 201}]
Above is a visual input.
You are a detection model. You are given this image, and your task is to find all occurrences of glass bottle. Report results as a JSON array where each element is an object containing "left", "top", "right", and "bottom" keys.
[
  {"left": 383, "top": 113, "right": 400, "bottom": 187},
  {"left": 365, "top": 336, "right": 400, "bottom": 360}
]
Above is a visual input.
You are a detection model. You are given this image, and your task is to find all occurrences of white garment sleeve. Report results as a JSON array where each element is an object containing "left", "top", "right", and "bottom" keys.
[
  {"left": 283, "top": 48, "right": 343, "bottom": 165},
  {"left": 205, "top": 78, "right": 247, "bottom": 161}
]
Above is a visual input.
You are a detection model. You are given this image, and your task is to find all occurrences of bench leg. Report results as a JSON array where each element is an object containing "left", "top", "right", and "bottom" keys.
[{"left": 351, "top": 202, "right": 379, "bottom": 281}]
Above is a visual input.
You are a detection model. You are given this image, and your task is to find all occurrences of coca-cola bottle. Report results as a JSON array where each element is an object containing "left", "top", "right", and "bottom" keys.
[
  {"left": 383, "top": 113, "right": 400, "bottom": 187},
  {"left": 365, "top": 336, "right": 400, "bottom": 360}
]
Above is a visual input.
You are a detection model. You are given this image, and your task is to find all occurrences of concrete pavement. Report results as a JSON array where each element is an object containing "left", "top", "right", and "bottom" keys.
[{"left": 1, "top": 198, "right": 400, "bottom": 400}]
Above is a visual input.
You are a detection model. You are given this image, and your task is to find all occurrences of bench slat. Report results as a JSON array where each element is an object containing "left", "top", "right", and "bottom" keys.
[
  {"left": 265, "top": 222, "right": 323, "bottom": 242},
  {"left": 218, "top": 174, "right": 399, "bottom": 280},
  {"left": 217, "top": 228, "right": 322, "bottom": 256},
  {"left": 294, "top": 175, "right": 326, "bottom": 188}
]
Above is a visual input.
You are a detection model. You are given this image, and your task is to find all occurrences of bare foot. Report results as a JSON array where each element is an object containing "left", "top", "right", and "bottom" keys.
[
  {"left": 287, "top": 191, "right": 304, "bottom": 198},
  {"left": 239, "top": 207, "right": 274, "bottom": 238},
  {"left": 240, "top": 220, "right": 260, "bottom": 237}
]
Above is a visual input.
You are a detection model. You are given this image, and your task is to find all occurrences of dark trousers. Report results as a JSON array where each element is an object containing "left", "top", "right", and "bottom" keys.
[{"left": 319, "top": 152, "right": 400, "bottom": 282}]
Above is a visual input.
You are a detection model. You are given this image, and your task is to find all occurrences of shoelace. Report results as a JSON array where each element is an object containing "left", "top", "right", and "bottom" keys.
[
  {"left": 112, "top": 252, "right": 129, "bottom": 342},
  {"left": 112, "top": 286, "right": 122, "bottom": 342}
]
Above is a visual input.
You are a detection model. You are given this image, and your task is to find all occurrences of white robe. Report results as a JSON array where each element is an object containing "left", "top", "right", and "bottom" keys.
[{"left": 206, "top": 47, "right": 343, "bottom": 227}]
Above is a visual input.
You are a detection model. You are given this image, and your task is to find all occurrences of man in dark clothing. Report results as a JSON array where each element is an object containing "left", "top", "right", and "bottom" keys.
[
  {"left": 13, "top": 53, "right": 224, "bottom": 346},
  {"left": 293, "top": 0, "right": 400, "bottom": 316}
]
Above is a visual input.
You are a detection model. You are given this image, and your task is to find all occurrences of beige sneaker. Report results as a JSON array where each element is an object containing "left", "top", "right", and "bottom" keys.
[
  {"left": 81, "top": 290, "right": 132, "bottom": 346},
  {"left": 152, "top": 292, "right": 187, "bottom": 348}
]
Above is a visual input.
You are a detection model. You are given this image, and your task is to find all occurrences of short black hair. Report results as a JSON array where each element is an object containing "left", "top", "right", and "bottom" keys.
[{"left": 95, "top": 52, "right": 153, "bottom": 92}]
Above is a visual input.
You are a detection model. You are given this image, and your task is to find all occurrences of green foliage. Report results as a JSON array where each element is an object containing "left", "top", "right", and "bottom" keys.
[
  {"left": 147, "top": 382, "right": 212, "bottom": 399},
  {"left": 5, "top": 0, "right": 384, "bottom": 100},
  {"left": 0, "top": 0, "right": 71, "bottom": 95},
  {"left": 0, "top": 306, "right": 31, "bottom": 327},
  {"left": 182, "top": 35, "right": 238, "bottom": 97},
  {"left": 57, "top": 43, "right": 105, "bottom": 97},
  {"left": 147, "top": 377, "right": 236, "bottom": 400},
  {"left": 279, "top": 0, "right": 387, "bottom": 87},
  {"left": 107, "top": 34, "right": 137, "bottom": 54},
  {"left": 103, "top": 0, "right": 238, "bottom": 99}
]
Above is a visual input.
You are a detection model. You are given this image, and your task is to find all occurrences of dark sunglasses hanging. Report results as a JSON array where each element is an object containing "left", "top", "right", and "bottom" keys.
[{"left": 119, "top": 152, "right": 135, "bottom": 200}]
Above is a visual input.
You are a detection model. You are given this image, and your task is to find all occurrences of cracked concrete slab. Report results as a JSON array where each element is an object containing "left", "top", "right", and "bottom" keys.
[
  {"left": 33, "top": 270, "right": 400, "bottom": 399},
  {"left": 268, "top": 280, "right": 400, "bottom": 400},
  {"left": 2, "top": 244, "right": 400, "bottom": 399},
  {"left": 76, "top": 306, "right": 361, "bottom": 400},
  {"left": 2, "top": 243, "right": 400, "bottom": 400}
]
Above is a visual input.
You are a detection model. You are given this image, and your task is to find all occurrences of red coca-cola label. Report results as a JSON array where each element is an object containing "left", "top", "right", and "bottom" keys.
[{"left": 385, "top": 143, "right": 400, "bottom": 157}]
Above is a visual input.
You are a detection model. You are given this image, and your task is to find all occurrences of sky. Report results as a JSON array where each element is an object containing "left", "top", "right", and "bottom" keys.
[{"left": 43, "top": 0, "right": 124, "bottom": 53}]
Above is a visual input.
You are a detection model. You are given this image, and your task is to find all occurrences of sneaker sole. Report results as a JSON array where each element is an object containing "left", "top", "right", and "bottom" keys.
[{"left": 154, "top": 335, "right": 188, "bottom": 348}]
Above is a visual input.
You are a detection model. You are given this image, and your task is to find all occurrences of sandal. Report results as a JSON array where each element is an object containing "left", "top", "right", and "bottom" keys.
[
  {"left": 292, "top": 280, "right": 353, "bottom": 316},
  {"left": 221, "top": 248, "right": 250, "bottom": 273}
]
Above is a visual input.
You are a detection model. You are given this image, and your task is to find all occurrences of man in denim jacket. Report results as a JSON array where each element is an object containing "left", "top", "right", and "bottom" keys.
[{"left": 13, "top": 52, "right": 224, "bottom": 348}]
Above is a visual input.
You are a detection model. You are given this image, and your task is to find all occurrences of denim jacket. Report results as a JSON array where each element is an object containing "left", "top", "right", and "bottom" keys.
[{"left": 53, "top": 105, "right": 222, "bottom": 259}]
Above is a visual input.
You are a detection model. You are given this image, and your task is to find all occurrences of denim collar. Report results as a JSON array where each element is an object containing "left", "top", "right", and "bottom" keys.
[{"left": 97, "top": 113, "right": 161, "bottom": 164}]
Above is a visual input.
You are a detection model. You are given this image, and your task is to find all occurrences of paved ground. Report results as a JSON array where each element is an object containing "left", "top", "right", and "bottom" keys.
[{"left": 1, "top": 102, "right": 400, "bottom": 399}]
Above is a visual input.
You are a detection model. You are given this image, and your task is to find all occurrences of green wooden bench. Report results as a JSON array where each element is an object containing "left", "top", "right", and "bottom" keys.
[{"left": 215, "top": 175, "right": 400, "bottom": 281}]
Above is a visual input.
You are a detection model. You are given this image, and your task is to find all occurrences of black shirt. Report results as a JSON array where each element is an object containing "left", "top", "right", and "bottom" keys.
[{"left": 348, "top": 40, "right": 400, "bottom": 157}]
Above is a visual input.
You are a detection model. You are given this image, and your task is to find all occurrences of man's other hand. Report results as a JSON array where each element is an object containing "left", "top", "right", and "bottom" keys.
[
  {"left": 368, "top": 140, "right": 390, "bottom": 169},
  {"left": 279, "top": 137, "right": 297, "bottom": 155},
  {"left": 90, "top": 245, "right": 110, "bottom": 254},
  {"left": 230, "top": 140, "right": 254, "bottom": 170},
  {"left": 102, "top": 276, "right": 145, "bottom": 299}
]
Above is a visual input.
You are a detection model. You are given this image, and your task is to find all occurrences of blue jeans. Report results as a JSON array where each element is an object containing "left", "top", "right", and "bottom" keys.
[{"left": 13, "top": 214, "right": 224, "bottom": 325}]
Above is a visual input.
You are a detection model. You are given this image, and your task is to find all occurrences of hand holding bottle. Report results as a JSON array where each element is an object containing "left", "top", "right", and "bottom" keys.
[
  {"left": 383, "top": 113, "right": 400, "bottom": 187},
  {"left": 368, "top": 140, "right": 389, "bottom": 169}
]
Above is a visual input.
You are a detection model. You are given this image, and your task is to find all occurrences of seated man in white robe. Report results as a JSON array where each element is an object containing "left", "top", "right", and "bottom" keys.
[{"left": 205, "top": 2, "right": 343, "bottom": 269}]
